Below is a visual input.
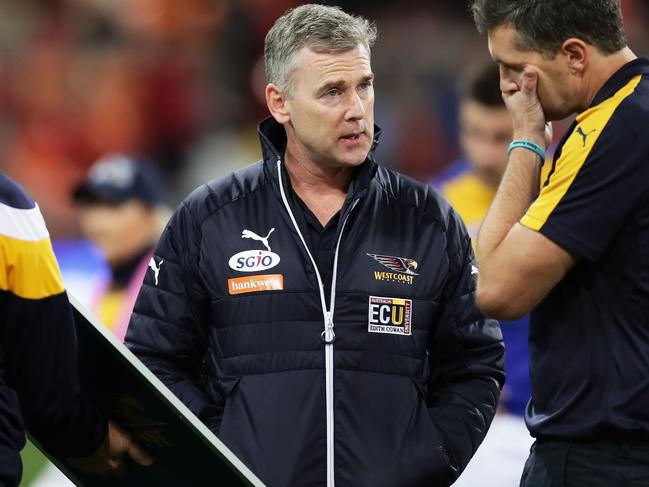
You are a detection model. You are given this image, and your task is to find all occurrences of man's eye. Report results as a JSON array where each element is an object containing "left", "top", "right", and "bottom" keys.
[
  {"left": 326, "top": 89, "right": 340, "bottom": 97},
  {"left": 506, "top": 64, "right": 524, "bottom": 74}
]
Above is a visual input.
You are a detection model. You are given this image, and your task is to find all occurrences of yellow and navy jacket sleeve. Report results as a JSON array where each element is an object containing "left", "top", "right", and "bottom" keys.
[
  {"left": 0, "top": 173, "right": 106, "bottom": 457},
  {"left": 521, "top": 72, "right": 649, "bottom": 261}
]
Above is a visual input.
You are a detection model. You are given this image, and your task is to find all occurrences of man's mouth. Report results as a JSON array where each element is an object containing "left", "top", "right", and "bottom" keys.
[{"left": 340, "top": 132, "right": 363, "bottom": 141}]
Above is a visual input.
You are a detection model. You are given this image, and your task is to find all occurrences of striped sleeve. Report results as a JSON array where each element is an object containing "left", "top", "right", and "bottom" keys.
[
  {"left": 0, "top": 201, "right": 65, "bottom": 300},
  {"left": 0, "top": 174, "right": 107, "bottom": 457},
  {"left": 520, "top": 75, "right": 648, "bottom": 261}
]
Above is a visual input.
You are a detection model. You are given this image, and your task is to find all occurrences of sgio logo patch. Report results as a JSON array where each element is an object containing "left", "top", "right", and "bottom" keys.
[
  {"left": 228, "top": 250, "right": 280, "bottom": 273},
  {"left": 368, "top": 296, "right": 412, "bottom": 336},
  {"left": 229, "top": 227, "right": 280, "bottom": 273}
]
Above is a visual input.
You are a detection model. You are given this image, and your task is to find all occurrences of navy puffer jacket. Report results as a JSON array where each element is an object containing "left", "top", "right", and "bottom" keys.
[{"left": 126, "top": 117, "right": 504, "bottom": 487}]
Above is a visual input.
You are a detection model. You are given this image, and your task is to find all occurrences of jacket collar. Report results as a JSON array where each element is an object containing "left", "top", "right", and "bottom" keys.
[
  {"left": 590, "top": 56, "right": 649, "bottom": 108},
  {"left": 257, "top": 116, "right": 381, "bottom": 194}
]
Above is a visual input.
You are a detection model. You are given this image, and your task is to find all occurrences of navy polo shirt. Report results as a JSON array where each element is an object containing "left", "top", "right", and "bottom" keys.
[{"left": 521, "top": 58, "right": 649, "bottom": 440}]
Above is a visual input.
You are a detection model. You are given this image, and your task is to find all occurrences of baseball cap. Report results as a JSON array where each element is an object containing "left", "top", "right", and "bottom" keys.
[{"left": 73, "top": 154, "right": 166, "bottom": 207}]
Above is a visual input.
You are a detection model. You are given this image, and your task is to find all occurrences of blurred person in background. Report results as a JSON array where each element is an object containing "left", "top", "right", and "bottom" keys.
[
  {"left": 126, "top": 4, "right": 504, "bottom": 486},
  {"left": 0, "top": 172, "right": 151, "bottom": 487},
  {"left": 433, "top": 62, "right": 533, "bottom": 487},
  {"left": 434, "top": 63, "right": 531, "bottom": 417},
  {"left": 471, "top": 0, "right": 649, "bottom": 485},
  {"left": 72, "top": 154, "right": 169, "bottom": 341},
  {"left": 30, "top": 155, "right": 169, "bottom": 487}
]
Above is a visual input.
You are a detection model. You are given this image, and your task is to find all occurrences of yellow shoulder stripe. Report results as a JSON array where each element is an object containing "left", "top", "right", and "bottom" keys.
[
  {"left": 0, "top": 234, "right": 65, "bottom": 299},
  {"left": 521, "top": 74, "right": 642, "bottom": 231},
  {"left": 0, "top": 202, "right": 49, "bottom": 242}
]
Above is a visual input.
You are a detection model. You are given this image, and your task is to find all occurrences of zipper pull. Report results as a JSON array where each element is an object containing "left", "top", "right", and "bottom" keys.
[{"left": 320, "top": 311, "right": 336, "bottom": 344}]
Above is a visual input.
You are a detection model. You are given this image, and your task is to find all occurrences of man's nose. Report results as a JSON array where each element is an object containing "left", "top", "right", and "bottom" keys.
[
  {"left": 345, "top": 91, "right": 366, "bottom": 121},
  {"left": 499, "top": 67, "right": 519, "bottom": 94}
]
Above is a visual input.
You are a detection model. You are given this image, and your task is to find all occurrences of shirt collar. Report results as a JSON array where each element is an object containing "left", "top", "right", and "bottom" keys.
[{"left": 590, "top": 56, "right": 649, "bottom": 108}]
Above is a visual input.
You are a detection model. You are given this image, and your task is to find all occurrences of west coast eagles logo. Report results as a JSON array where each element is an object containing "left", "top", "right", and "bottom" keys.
[{"left": 367, "top": 253, "right": 418, "bottom": 285}]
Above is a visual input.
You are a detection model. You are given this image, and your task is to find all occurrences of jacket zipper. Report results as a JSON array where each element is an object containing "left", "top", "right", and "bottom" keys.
[{"left": 276, "top": 159, "right": 359, "bottom": 487}]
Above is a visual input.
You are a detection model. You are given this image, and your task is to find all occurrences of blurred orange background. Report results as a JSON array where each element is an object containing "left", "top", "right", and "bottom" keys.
[{"left": 0, "top": 0, "right": 646, "bottom": 237}]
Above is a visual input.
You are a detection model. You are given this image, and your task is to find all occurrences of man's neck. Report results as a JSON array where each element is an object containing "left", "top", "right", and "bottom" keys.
[
  {"left": 284, "top": 144, "right": 355, "bottom": 227},
  {"left": 581, "top": 47, "right": 637, "bottom": 110}
]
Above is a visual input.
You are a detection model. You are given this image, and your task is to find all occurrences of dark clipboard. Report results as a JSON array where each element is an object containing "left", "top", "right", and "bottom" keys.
[{"left": 30, "top": 294, "right": 265, "bottom": 487}]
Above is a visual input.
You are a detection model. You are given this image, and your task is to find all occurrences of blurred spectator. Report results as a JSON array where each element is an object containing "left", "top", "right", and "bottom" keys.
[
  {"left": 433, "top": 63, "right": 531, "bottom": 416},
  {"left": 72, "top": 154, "right": 169, "bottom": 341},
  {"left": 1, "top": 1, "right": 647, "bottom": 238},
  {"left": 431, "top": 63, "right": 533, "bottom": 486}
]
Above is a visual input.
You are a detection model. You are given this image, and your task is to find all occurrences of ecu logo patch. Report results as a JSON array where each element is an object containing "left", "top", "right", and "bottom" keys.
[{"left": 368, "top": 296, "right": 412, "bottom": 336}]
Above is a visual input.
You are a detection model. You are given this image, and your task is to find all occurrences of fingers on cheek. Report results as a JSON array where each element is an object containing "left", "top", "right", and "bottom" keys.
[
  {"left": 500, "top": 80, "right": 520, "bottom": 93},
  {"left": 502, "top": 88, "right": 519, "bottom": 98}
]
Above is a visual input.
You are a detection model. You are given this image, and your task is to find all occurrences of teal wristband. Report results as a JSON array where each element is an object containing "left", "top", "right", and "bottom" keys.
[{"left": 508, "top": 140, "right": 546, "bottom": 165}]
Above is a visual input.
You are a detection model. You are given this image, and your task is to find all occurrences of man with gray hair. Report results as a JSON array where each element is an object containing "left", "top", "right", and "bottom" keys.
[{"left": 126, "top": 4, "right": 504, "bottom": 486}]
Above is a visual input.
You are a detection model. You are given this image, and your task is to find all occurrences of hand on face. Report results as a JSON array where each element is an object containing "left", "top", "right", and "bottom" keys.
[{"left": 502, "top": 68, "right": 552, "bottom": 149}]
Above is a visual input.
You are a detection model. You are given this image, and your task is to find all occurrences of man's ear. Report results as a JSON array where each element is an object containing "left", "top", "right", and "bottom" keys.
[
  {"left": 561, "top": 38, "right": 588, "bottom": 75},
  {"left": 266, "top": 83, "right": 290, "bottom": 124}
]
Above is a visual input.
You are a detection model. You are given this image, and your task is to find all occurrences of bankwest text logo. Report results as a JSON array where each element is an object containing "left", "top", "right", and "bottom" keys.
[
  {"left": 367, "top": 253, "right": 418, "bottom": 285},
  {"left": 368, "top": 296, "right": 412, "bottom": 336},
  {"left": 228, "top": 274, "right": 283, "bottom": 295}
]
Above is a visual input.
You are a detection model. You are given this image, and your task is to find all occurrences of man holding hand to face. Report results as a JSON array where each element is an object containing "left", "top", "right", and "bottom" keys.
[{"left": 471, "top": 1, "right": 649, "bottom": 485}]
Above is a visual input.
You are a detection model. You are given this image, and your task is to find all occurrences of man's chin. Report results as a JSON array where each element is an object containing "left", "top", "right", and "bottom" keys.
[
  {"left": 340, "top": 154, "right": 370, "bottom": 167},
  {"left": 340, "top": 146, "right": 371, "bottom": 165},
  {"left": 319, "top": 145, "right": 371, "bottom": 169},
  {"left": 544, "top": 106, "right": 573, "bottom": 122}
]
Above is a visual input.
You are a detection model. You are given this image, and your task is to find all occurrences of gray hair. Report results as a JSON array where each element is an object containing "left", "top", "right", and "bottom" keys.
[
  {"left": 471, "top": 0, "right": 627, "bottom": 58},
  {"left": 264, "top": 4, "right": 377, "bottom": 96}
]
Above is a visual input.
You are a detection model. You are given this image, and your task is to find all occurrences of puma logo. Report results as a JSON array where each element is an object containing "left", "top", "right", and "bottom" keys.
[
  {"left": 576, "top": 127, "right": 596, "bottom": 147},
  {"left": 241, "top": 228, "right": 275, "bottom": 252},
  {"left": 148, "top": 257, "right": 163, "bottom": 286}
]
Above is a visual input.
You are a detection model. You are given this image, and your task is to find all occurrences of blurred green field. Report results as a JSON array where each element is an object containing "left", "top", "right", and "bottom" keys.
[{"left": 20, "top": 440, "right": 50, "bottom": 486}]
